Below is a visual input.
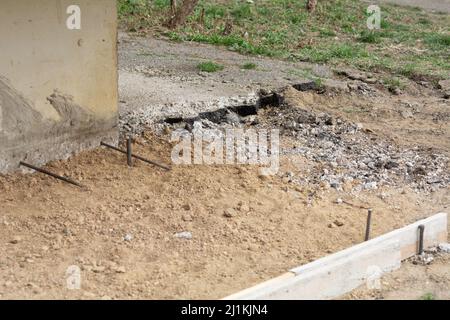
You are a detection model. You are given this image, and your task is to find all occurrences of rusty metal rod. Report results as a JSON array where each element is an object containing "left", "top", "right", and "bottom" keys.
[
  {"left": 19, "top": 161, "right": 84, "bottom": 188},
  {"left": 101, "top": 142, "right": 171, "bottom": 171},
  {"left": 418, "top": 224, "right": 425, "bottom": 255},
  {"left": 364, "top": 209, "right": 372, "bottom": 241},
  {"left": 127, "top": 137, "right": 133, "bottom": 167}
]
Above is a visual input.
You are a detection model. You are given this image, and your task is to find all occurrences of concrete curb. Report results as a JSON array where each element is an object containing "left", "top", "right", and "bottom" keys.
[{"left": 224, "top": 212, "right": 448, "bottom": 300}]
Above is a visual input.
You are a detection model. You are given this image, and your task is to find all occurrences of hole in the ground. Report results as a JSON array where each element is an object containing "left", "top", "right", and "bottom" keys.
[
  {"left": 162, "top": 90, "right": 285, "bottom": 126},
  {"left": 198, "top": 109, "right": 229, "bottom": 123},
  {"left": 230, "top": 104, "right": 259, "bottom": 117},
  {"left": 164, "top": 117, "right": 184, "bottom": 124},
  {"left": 259, "top": 93, "right": 282, "bottom": 108}
]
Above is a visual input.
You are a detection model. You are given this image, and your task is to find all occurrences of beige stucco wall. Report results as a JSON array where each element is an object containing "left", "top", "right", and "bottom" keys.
[{"left": 0, "top": 0, "right": 118, "bottom": 172}]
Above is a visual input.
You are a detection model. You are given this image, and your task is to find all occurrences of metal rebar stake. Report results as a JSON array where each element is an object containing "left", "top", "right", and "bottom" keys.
[
  {"left": 19, "top": 161, "right": 84, "bottom": 188},
  {"left": 418, "top": 224, "right": 425, "bottom": 255},
  {"left": 364, "top": 209, "right": 372, "bottom": 241},
  {"left": 101, "top": 142, "right": 171, "bottom": 171},
  {"left": 127, "top": 137, "right": 133, "bottom": 167}
]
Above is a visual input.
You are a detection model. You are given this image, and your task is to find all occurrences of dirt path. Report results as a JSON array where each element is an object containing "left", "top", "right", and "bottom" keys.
[
  {"left": 118, "top": 32, "right": 330, "bottom": 134},
  {"left": 363, "top": 0, "right": 450, "bottom": 13}
]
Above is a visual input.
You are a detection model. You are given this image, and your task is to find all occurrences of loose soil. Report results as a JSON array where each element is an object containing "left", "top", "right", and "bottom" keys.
[{"left": 0, "top": 34, "right": 449, "bottom": 300}]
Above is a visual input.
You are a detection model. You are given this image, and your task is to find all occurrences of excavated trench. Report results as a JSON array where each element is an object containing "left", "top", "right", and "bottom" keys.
[{"left": 161, "top": 81, "right": 319, "bottom": 128}]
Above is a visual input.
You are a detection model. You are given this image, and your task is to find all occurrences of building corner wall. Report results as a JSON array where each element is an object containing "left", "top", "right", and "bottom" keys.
[{"left": 0, "top": 0, "right": 118, "bottom": 172}]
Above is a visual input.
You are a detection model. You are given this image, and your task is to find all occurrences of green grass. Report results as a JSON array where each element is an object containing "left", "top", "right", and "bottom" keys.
[
  {"left": 241, "top": 62, "right": 257, "bottom": 70},
  {"left": 118, "top": 0, "right": 450, "bottom": 81},
  {"left": 197, "top": 61, "right": 224, "bottom": 72},
  {"left": 424, "top": 33, "right": 450, "bottom": 49},
  {"left": 420, "top": 293, "right": 436, "bottom": 300},
  {"left": 358, "top": 30, "right": 382, "bottom": 43},
  {"left": 383, "top": 76, "right": 406, "bottom": 92},
  {"left": 298, "top": 43, "right": 371, "bottom": 63}
]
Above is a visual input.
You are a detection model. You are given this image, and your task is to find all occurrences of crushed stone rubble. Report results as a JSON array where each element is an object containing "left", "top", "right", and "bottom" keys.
[
  {"left": 257, "top": 104, "right": 449, "bottom": 193},
  {"left": 121, "top": 86, "right": 449, "bottom": 194}
]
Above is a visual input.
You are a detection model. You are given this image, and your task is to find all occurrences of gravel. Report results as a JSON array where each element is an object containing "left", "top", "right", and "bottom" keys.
[{"left": 160, "top": 86, "right": 449, "bottom": 194}]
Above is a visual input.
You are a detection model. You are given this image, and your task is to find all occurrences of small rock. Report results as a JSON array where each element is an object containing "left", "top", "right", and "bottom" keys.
[
  {"left": 363, "top": 77, "right": 377, "bottom": 84},
  {"left": 333, "top": 220, "right": 344, "bottom": 227},
  {"left": 415, "top": 253, "right": 434, "bottom": 265},
  {"left": 384, "top": 161, "right": 399, "bottom": 169},
  {"left": 223, "top": 208, "right": 236, "bottom": 218},
  {"left": 438, "top": 79, "right": 450, "bottom": 92},
  {"left": 400, "top": 110, "right": 413, "bottom": 118},
  {"left": 83, "top": 291, "right": 97, "bottom": 298},
  {"left": 237, "top": 202, "right": 250, "bottom": 213},
  {"left": 427, "top": 177, "right": 442, "bottom": 184},
  {"left": 182, "top": 214, "right": 193, "bottom": 222},
  {"left": 364, "top": 182, "right": 378, "bottom": 190},
  {"left": 347, "top": 83, "right": 359, "bottom": 91},
  {"left": 392, "top": 87, "right": 402, "bottom": 95},
  {"left": 123, "top": 234, "right": 133, "bottom": 242},
  {"left": 426, "top": 246, "right": 438, "bottom": 254},
  {"left": 330, "top": 181, "right": 340, "bottom": 189},
  {"left": 174, "top": 231, "right": 192, "bottom": 240},
  {"left": 438, "top": 243, "right": 450, "bottom": 253},
  {"left": 336, "top": 198, "right": 343, "bottom": 204},
  {"left": 10, "top": 236, "right": 21, "bottom": 244},
  {"left": 115, "top": 266, "right": 126, "bottom": 273},
  {"left": 92, "top": 266, "right": 106, "bottom": 273},
  {"left": 225, "top": 112, "right": 241, "bottom": 125}
]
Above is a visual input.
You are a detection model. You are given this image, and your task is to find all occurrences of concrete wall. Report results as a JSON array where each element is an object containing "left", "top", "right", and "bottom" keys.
[{"left": 0, "top": 0, "right": 118, "bottom": 172}]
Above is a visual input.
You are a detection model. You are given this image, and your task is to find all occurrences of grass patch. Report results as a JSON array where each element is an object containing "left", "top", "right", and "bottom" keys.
[
  {"left": 424, "top": 33, "right": 450, "bottom": 49},
  {"left": 197, "top": 61, "right": 224, "bottom": 72},
  {"left": 383, "top": 77, "right": 406, "bottom": 92},
  {"left": 299, "top": 43, "right": 370, "bottom": 63},
  {"left": 420, "top": 293, "right": 436, "bottom": 300},
  {"left": 358, "top": 30, "right": 382, "bottom": 43},
  {"left": 118, "top": 0, "right": 450, "bottom": 80},
  {"left": 241, "top": 62, "right": 257, "bottom": 70}
]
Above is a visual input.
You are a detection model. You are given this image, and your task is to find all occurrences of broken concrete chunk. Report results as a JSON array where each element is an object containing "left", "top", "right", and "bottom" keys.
[
  {"left": 174, "top": 231, "right": 192, "bottom": 240},
  {"left": 123, "top": 234, "right": 133, "bottom": 242},
  {"left": 438, "top": 243, "right": 450, "bottom": 253}
]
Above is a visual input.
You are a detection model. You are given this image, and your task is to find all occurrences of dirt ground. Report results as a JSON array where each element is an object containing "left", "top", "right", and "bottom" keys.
[
  {"left": 0, "top": 95, "right": 448, "bottom": 300},
  {"left": 1, "top": 32, "right": 449, "bottom": 299},
  {"left": 346, "top": 253, "right": 450, "bottom": 300},
  {"left": 0, "top": 142, "right": 447, "bottom": 299}
]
